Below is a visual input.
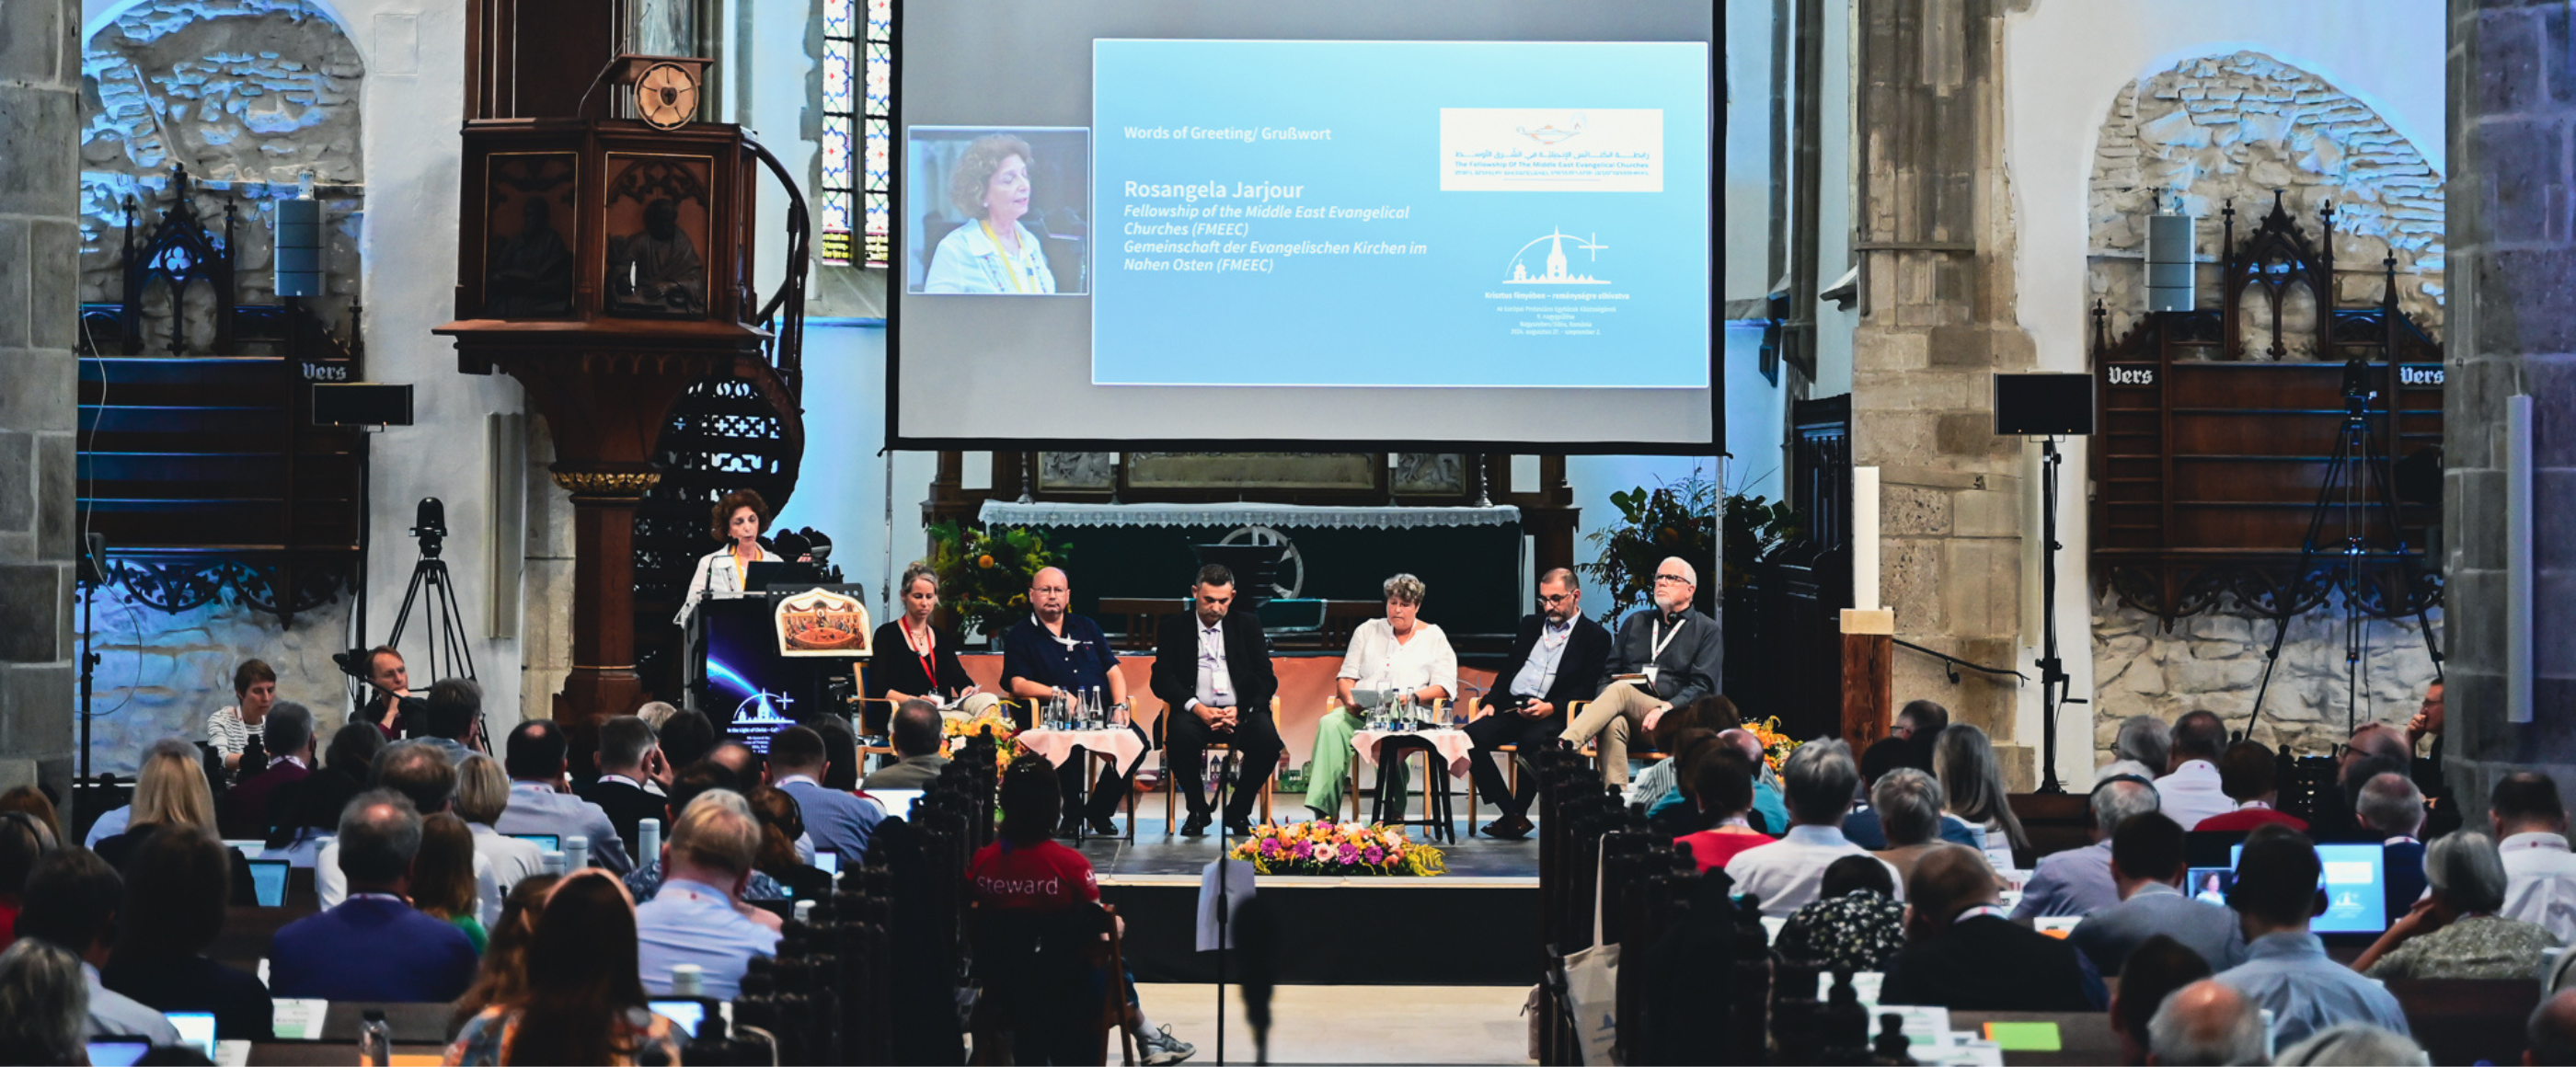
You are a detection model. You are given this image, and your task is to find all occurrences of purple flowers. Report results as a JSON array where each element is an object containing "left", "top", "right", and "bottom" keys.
[{"left": 1363, "top": 846, "right": 1386, "bottom": 864}]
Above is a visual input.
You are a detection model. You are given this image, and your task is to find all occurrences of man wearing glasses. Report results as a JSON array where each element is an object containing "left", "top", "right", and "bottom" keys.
[
  {"left": 1466, "top": 568, "right": 1613, "bottom": 838},
  {"left": 1557, "top": 556, "right": 1721, "bottom": 787}
]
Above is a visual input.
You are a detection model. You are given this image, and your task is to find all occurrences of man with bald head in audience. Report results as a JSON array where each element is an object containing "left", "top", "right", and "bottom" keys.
[
  {"left": 1880, "top": 844, "right": 2104, "bottom": 1011},
  {"left": 2355, "top": 771, "right": 2430, "bottom": 921},
  {"left": 2531, "top": 989, "right": 2576, "bottom": 1066},
  {"left": 2013, "top": 774, "right": 2162, "bottom": 919},
  {"left": 2147, "top": 980, "right": 2267, "bottom": 1067}
]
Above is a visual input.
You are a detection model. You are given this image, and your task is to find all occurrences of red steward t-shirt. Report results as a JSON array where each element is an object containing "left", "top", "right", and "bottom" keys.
[
  {"left": 969, "top": 839, "right": 1100, "bottom": 913},
  {"left": 1674, "top": 830, "right": 1777, "bottom": 874}
]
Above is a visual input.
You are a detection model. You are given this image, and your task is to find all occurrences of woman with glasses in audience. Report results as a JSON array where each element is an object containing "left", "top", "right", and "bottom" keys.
[
  {"left": 1301, "top": 573, "right": 1458, "bottom": 822},
  {"left": 104, "top": 827, "right": 274, "bottom": 1039},
  {"left": 445, "top": 870, "right": 684, "bottom": 1065}
]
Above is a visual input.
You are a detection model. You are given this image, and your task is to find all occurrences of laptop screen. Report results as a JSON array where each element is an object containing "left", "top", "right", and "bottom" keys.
[{"left": 2230, "top": 842, "right": 2390, "bottom": 935}]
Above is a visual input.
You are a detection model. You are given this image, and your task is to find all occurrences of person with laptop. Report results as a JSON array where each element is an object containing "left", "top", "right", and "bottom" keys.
[
  {"left": 578, "top": 716, "right": 672, "bottom": 857},
  {"left": 862, "top": 699, "right": 953, "bottom": 791},
  {"left": 494, "top": 720, "right": 635, "bottom": 875},
  {"left": 2012, "top": 774, "right": 2161, "bottom": 919},
  {"left": 766, "top": 726, "right": 882, "bottom": 860},
  {"left": 12, "top": 848, "right": 179, "bottom": 1044},
  {"left": 673, "top": 488, "right": 781, "bottom": 631},
  {"left": 103, "top": 829, "right": 273, "bottom": 1039},
  {"left": 1877, "top": 844, "right": 2104, "bottom": 1011},
  {"left": 2067, "top": 811, "right": 2248, "bottom": 975},
  {"left": 2212, "top": 824, "right": 2410, "bottom": 1048},
  {"left": 2353, "top": 830, "right": 2560, "bottom": 980},
  {"left": 272, "top": 792, "right": 480, "bottom": 1003},
  {"left": 2491, "top": 772, "right": 2576, "bottom": 942},
  {"left": 634, "top": 791, "right": 781, "bottom": 999}
]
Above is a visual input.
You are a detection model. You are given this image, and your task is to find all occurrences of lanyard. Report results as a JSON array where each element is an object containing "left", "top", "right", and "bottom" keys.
[
  {"left": 902, "top": 616, "right": 937, "bottom": 683},
  {"left": 1954, "top": 904, "right": 2008, "bottom": 924},
  {"left": 983, "top": 221, "right": 1033, "bottom": 293},
  {"left": 1650, "top": 615, "right": 1685, "bottom": 660}
]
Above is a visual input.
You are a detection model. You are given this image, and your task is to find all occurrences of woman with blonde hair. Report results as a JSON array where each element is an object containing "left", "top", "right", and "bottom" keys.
[
  {"left": 866, "top": 561, "right": 997, "bottom": 729},
  {"left": 456, "top": 753, "right": 546, "bottom": 900},
  {"left": 96, "top": 738, "right": 258, "bottom": 902},
  {"left": 1934, "top": 724, "right": 2030, "bottom": 865}
]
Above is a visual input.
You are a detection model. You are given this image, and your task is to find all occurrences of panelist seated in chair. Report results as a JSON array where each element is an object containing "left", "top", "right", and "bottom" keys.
[
  {"left": 1151, "top": 565, "right": 1282, "bottom": 838},
  {"left": 1300, "top": 573, "right": 1458, "bottom": 823},
  {"left": 1000, "top": 567, "right": 1139, "bottom": 837},
  {"left": 1466, "top": 568, "right": 1612, "bottom": 839},
  {"left": 869, "top": 562, "right": 1001, "bottom": 729},
  {"left": 1557, "top": 556, "right": 1721, "bottom": 786}
]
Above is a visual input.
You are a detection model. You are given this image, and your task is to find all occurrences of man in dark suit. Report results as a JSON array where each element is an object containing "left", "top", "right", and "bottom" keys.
[
  {"left": 217, "top": 702, "right": 314, "bottom": 839},
  {"left": 270, "top": 790, "right": 478, "bottom": 1003},
  {"left": 578, "top": 715, "right": 671, "bottom": 856},
  {"left": 1151, "top": 564, "right": 1281, "bottom": 837},
  {"left": 1880, "top": 843, "right": 2107, "bottom": 1011},
  {"left": 1466, "top": 567, "right": 1611, "bottom": 839}
]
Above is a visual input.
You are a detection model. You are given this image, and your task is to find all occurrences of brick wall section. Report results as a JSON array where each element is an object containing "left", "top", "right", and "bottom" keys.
[
  {"left": 0, "top": 0, "right": 85, "bottom": 797},
  {"left": 2445, "top": 0, "right": 2576, "bottom": 816}
]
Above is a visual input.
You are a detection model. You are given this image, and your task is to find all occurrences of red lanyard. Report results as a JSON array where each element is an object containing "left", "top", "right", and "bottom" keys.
[{"left": 902, "top": 617, "right": 937, "bottom": 683}]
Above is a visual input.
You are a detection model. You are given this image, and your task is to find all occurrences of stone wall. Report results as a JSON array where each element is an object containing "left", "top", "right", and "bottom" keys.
[
  {"left": 2087, "top": 51, "right": 2444, "bottom": 350},
  {"left": 2091, "top": 594, "right": 2440, "bottom": 763},
  {"left": 80, "top": 586, "right": 353, "bottom": 774},
  {"left": 0, "top": 0, "right": 83, "bottom": 798},
  {"left": 79, "top": 0, "right": 363, "bottom": 344}
]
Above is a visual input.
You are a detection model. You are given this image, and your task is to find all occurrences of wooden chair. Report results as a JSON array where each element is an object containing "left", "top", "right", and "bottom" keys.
[
  {"left": 1095, "top": 903, "right": 1137, "bottom": 1066},
  {"left": 1462, "top": 697, "right": 1582, "bottom": 829}
]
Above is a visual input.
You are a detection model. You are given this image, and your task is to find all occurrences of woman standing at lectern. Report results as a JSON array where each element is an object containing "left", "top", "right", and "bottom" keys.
[
  {"left": 921, "top": 133, "right": 1057, "bottom": 295},
  {"left": 675, "top": 488, "right": 782, "bottom": 630},
  {"left": 865, "top": 563, "right": 997, "bottom": 731}
]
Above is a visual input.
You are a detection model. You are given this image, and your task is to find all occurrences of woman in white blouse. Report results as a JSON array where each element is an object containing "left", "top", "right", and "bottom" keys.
[
  {"left": 1300, "top": 574, "right": 1458, "bottom": 821},
  {"left": 674, "top": 488, "right": 784, "bottom": 630},
  {"left": 205, "top": 659, "right": 278, "bottom": 774}
]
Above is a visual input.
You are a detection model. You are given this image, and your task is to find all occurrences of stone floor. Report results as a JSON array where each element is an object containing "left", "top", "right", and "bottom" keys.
[{"left": 1132, "top": 982, "right": 1535, "bottom": 1064}]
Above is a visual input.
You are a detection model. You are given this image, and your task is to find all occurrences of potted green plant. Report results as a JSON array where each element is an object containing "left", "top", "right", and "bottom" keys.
[
  {"left": 926, "top": 521, "right": 1073, "bottom": 643},
  {"left": 1577, "top": 472, "right": 1725, "bottom": 622}
]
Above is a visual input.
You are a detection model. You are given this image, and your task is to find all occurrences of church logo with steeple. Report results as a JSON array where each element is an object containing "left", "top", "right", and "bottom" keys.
[{"left": 1504, "top": 228, "right": 1611, "bottom": 285}]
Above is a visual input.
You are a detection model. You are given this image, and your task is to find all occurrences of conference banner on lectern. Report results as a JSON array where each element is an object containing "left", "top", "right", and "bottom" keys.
[{"left": 891, "top": 0, "right": 1717, "bottom": 453}]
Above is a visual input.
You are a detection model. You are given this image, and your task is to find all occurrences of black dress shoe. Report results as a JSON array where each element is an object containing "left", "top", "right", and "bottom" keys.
[
  {"left": 1223, "top": 815, "right": 1256, "bottom": 836},
  {"left": 1479, "top": 814, "right": 1534, "bottom": 839},
  {"left": 1180, "top": 811, "right": 1213, "bottom": 836},
  {"left": 1087, "top": 814, "right": 1121, "bottom": 837}
]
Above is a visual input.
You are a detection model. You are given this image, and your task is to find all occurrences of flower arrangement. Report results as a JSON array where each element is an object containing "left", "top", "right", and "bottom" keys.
[
  {"left": 926, "top": 521, "right": 1072, "bottom": 640},
  {"left": 940, "top": 709, "right": 1021, "bottom": 768},
  {"left": 1227, "top": 820, "right": 1446, "bottom": 877},
  {"left": 1745, "top": 715, "right": 1800, "bottom": 774}
]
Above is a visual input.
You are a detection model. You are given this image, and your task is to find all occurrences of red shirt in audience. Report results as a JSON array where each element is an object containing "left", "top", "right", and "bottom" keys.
[
  {"left": 2192, "top": 804, "right": 2307, "bottom": 834},
  {"left": 968, "top": 838, "right": 1099, "bottom": 913},
  {"left": 1674, "top": 829, "right": 1777, "bottom": 874}
]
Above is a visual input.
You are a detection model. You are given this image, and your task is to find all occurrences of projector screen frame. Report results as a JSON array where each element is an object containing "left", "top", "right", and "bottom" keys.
[{"left": 880, "top": 0, "right": 1724, "bottom": 457}]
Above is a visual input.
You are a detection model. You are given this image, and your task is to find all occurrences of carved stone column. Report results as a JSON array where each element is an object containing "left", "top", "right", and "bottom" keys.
[{"left": 549, "top": 468, "right": 661, "bottom": 742}]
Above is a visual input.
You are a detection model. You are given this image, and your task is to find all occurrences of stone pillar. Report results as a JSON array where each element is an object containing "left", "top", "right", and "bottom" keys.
[
  {"left": 2444, "top": 0, "right": 2576, "bottom": 811},
  {"left": 1852, "top": 0, "right": 2032, "bottom": 774},
  {"left": 0, "top": 0, "right": 82, "bottom": 797}
]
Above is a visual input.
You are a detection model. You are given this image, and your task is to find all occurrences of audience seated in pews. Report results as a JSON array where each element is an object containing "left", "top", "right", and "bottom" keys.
[
  {"left": 1846, "top": 739, "right": 1984, "bottom": 853},
  {"left": 1, "top": 785, "right": 63, "bottom": 843},
  {"left": 101, "top": 827, "right": 273, "bottom": 1039},
  {"left": 1891, "top": 698, "right": 1949, "bottom": 764},
  {"left": 2272, "top": 1022, "right": 2429, "bottom": 1066},
  {"left": 656, "top": 708, "right": 719, "bottom": 771},
  {"left": 2309, "top": 724, "right": 2414, "bottom": 842},
  {"left": 2152, "top": 711, "right": 2232, "bottom": 831},
  {"left": 14, "top": 847, "right": 179, "bottom": 1043},
  {"left": 861, "top": 698, "right": 952, "bottom": 791},
  {"left": 2492, "top": 772, "right": 2576, "bottom": 943},
  {"left": 494, "top": 720, "right": 635, "bottom": 875},
  {"left": 415, "top": 813, "right": 490, "bottom": 953},
  {"left": 93, "top": 738, "right": 255, "bottom": 904},
  {"left": 2356, "top": 830, "right": 2560, "bottom": 980},
  {"left": 271, "top": 719, "right": 382, "bottom": 840},
  {"left": 1717, "top": 728, "right": 1790, "bottom": 835},
  {"left": 1639, "top": 728, "right": 1722, "bottom": 837},
  {"left": 2194, "top": 739, "right": 2310, "bottom": 833},
  {"left": 319, "top": 741, "right": 503, "bottom": 926},
  {"left": 767, "top": 725, "right": 884, "bottom": 861},
  {"left": 1466, "top": 566, "right": 1613, "bottom": 839},
  {"left": 2107, "top": 935, "right": 2213, "bottom": 1065},
  {"left": 634, "top": 789, "right": 782, "bottom": 998},
  {"left": 1724, "top": 740, "right": 1897, "bottom": 916},
  {"left": 577, "top": 715, "right": 672, "bottom": 858},
  {"left": 625, "top": 763, "right": 793, "bottom": 905},
  {"left": 216, "top": 701, "right": 315, "bottom": 839},
  {"left": 455, "top": 753, "right": 546, "bottom": 897},
  {"left": 415, "top": 678, "right": 484, "bottom": 767},
  {"left": 1673, "top": 747, "right": 1774, "bottom": 874},
  {"left": 1935, "top": 724, "right": 2028, "bottom": 867},
  {"left": 1776, "top": 854, "right": 1906, "bottom": 973},
  {"left": 0, "top": 811, "right": 57, "bottom": 952},
  {"left": 2114, "top": 715, "right": 2172, "bottom": 781},
  {"left": 2013, "top": 773, "right": 2160, "bottom": 920},
  {"left": 448, "top": 870, "right": 686, "bottom": 1066},
  {"left": 1880, "top": 844, "right": 2105, "bottom": 1011},
  {"left": 2145, "top": 978, "right": 2267, "bottom": 1067},
  {"left": 0, "top": 939, "right": 92, "bottom": 1065},
  {"left": 2358, "top": 771, "right": 2432, "bottom": 919},
  {"left": 451, "top": 874, "right": 558, "bottom": 1031},
  {"left": 2212, "top": 824, "right": 2410, "bottom": 1047},
  {"left": 271, "top": 791, "right": 479, "bottom": 1003},
  {"left": 2070, "top": 810, "right": 2248, "bottom": 976},
  {"left": 1867, "top": 767, "right": 1953, "bottom": 886},
  {"left": 2531, "top": 989, "right": 2576, "bottom": 1067}
]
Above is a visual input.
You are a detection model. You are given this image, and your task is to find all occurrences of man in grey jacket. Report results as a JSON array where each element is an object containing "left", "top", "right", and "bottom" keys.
[
  {"left": 2069, "top": 810, "right": 2248, "bottom": 975},
  {"left": 861, "top": 699, "right": 952, "bottom": 791},
  {"left": 1556, "top": 556, "right": 1721, "bottom": 786}
]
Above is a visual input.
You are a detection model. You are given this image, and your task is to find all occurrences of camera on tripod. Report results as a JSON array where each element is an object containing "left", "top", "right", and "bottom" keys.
[
  {"left": 410, "top": 498, "right": 447, "bottom": 559},
  {"left": 2340, "top": 358, "right": 2379, "bottom": 413}
]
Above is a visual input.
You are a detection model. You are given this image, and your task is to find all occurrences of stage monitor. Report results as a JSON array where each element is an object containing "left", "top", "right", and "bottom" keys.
[{"left": 891, "top": 0, "right": 1717, "bottom": 453}]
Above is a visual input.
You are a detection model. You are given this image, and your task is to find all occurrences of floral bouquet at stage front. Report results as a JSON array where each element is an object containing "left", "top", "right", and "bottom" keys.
[
  {"left": 1747, "top": 715, "right": 1800, "bottom": 774},
  {"left": 940, "top": 708, "right": 1020, "bottom": 768},
  {"left": 1227, "top": 821, "right": 1446, "bottom": 878}
]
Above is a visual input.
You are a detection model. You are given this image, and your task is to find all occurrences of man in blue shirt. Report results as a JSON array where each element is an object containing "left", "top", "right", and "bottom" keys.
[
  {"left": 2214, "top": 824, "right": 2410, "bottom": 1047},
  {"left": 637, "top": 790, "right": 782, "bottom": 999},
  {"left": 766, "top": 725, "right": 882, "bottom": 861},
  {"left": 494, "top": 719, "right": 635, "bottom": 873},
  {"left": 270, "top": 791, "right": 478, "bottom": 1003},
  {"left": 2014, "top": 774, "right": 2160, "bottom": 919},
  {"left": 1001, "top": 567, "right": 1140, "bottom": 835}
]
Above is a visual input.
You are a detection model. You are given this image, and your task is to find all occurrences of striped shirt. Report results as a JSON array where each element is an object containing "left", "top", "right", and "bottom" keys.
[{"left": 205, "top": 706, "right": 264, "bottom": 759}]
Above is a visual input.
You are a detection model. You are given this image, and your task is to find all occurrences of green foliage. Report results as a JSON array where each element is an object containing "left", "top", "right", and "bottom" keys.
[
  {"left": 1722, "top": 494, "right": 1801, "bottom": 594},
  {"left": 1578, "top": 473, "right": 1721, "bottom": 623},
  {"left": 926, "top": 522, "right": 1072, "bottom": 637}
]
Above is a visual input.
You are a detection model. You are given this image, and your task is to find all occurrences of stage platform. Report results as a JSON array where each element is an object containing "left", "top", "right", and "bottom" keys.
[{"left": 1070, "top": 814, "right": 1540, "bottom": 987}]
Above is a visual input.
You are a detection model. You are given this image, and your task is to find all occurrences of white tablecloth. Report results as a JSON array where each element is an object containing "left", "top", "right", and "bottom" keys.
[
  {"left": 1016, "top": 727, "right": 1150, "bottom": 774},
  {"left": 977, "top": 500, "right": 1521, "bottom": 530},
  {"left": 1351, "top": 729, "right": 1477, "bottom": 777}
]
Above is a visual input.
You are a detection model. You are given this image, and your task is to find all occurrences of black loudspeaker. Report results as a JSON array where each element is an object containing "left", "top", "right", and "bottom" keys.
[
  {"left": 313, "top": 383, "right": 414, "bottom": 426},
  {"left": 1992, "top": 373, "right": 2095, "bottom": 437}
]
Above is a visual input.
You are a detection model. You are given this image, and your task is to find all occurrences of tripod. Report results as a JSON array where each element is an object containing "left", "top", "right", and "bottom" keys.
[
  {"left": 2033, "top": 438, "right": 2087, "bottom": 794},
  {"left": 382, "top": 499, "right": 485, "bottom": 751},
  {"left": 2246, "top": 360, "right": 2443, "bottom": 741}
]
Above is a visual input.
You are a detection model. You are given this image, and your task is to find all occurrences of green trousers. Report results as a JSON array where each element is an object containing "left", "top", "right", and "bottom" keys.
[{"left": 1302, "top": 707, "right": 1409, "bottom": 819}]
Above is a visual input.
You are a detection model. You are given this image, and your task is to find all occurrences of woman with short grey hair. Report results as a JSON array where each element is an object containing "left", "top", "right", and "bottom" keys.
[
  {"left": 1869, "top": 768, "right": 1948, "bottom": 885},
  {"left": 2357, "top": 830, "right": 2562, "bottom": 979},
  {"left": 1300, "top": 573, "right": 1460, "bottom": 820},
  {"left": 0, "top": 938, "right": 86, "bottom": 1066}
]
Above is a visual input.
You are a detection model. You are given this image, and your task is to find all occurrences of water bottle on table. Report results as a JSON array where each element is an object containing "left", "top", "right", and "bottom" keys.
[{"left": 359, "top": 1008, "right": 391, "bottom": 1066}]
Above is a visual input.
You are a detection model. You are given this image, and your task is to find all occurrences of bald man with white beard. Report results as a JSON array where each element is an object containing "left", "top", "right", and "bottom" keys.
[{"left": 1557, "top": 556, "right": 1723, "bottom": 786}]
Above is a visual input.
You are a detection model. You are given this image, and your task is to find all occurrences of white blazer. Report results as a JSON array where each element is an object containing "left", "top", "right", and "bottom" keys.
[
  {"left": 922, "top": 218, "right": 1056, "bottom": 294},
  {"left": 675, "top": 545, "right": 782, "bottom": 628}
]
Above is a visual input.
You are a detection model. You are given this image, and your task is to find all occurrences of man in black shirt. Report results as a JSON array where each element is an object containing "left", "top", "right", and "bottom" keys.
[{"left": 578, "top": 715, "right": 671, "bottom": 856}]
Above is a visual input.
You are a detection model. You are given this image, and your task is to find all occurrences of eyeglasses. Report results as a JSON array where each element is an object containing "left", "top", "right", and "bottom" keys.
[
  {"left": 1652, "top": 574, "right": 1690, "bottom": 584},
  {"left": 1537, "top": 593, "right": 1576, "bottom": 605}
]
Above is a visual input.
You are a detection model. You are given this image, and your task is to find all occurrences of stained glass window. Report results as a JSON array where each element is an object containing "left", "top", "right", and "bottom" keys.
[{"left": 819, "top": 0, "right": 887, "bottom": 268}]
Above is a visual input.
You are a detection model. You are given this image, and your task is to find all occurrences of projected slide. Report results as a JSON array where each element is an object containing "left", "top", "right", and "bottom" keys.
[{"left": 1091, "top": 40, "right": 1709, "bottom": 390}]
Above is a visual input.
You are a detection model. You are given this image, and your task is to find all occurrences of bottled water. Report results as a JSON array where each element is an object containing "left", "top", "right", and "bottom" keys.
[{"left": 359, "top": 1009, "right": 391, "bottom": 1066}]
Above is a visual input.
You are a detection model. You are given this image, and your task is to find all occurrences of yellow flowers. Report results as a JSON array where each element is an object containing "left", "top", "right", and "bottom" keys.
[
  {"left": 1225, "top": 820, "right": 1446, "bottom": 877},
  {"left": 1746, "top": 715, "right": 1800, "bottom": 774}
]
